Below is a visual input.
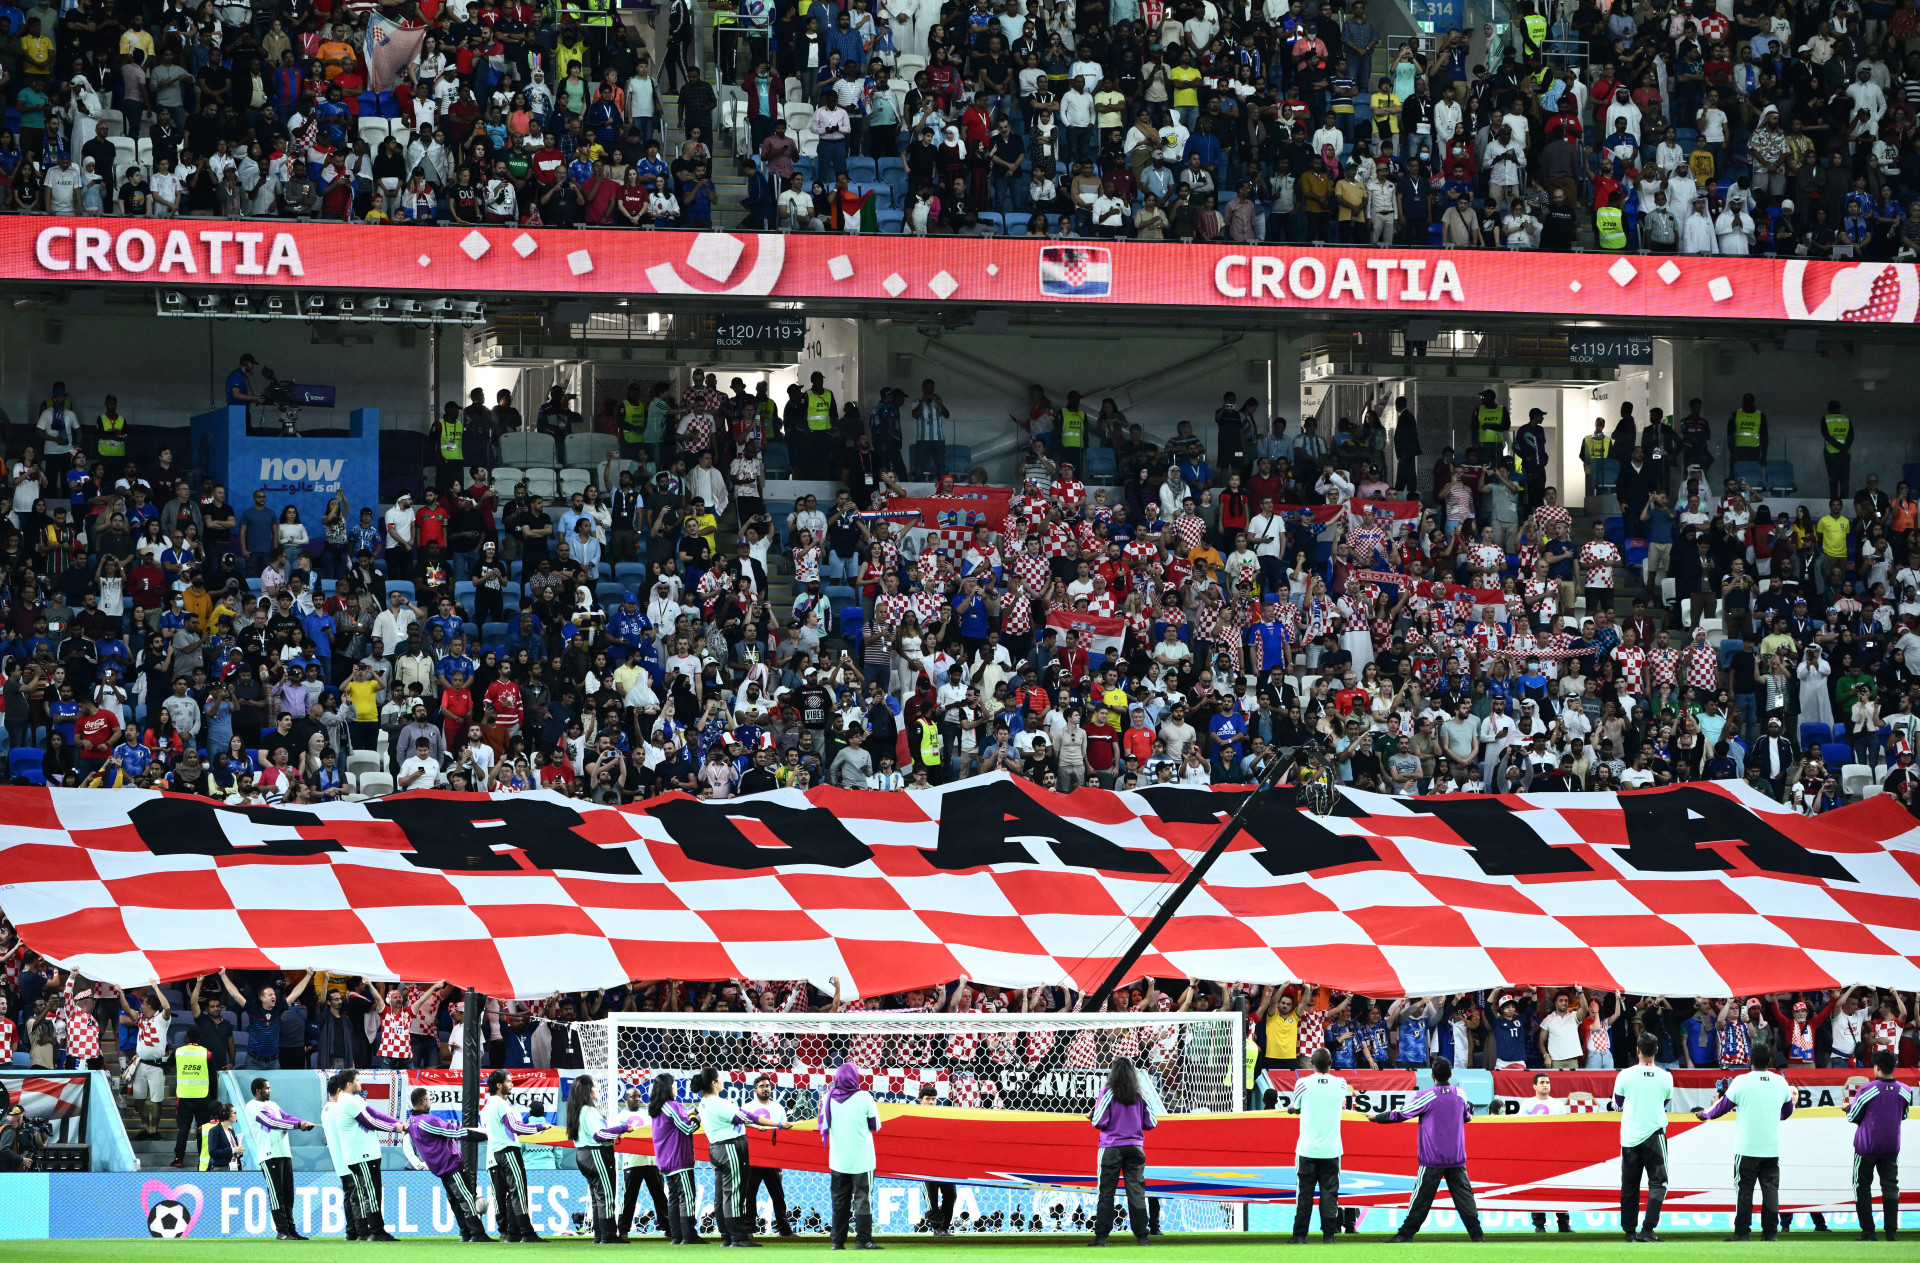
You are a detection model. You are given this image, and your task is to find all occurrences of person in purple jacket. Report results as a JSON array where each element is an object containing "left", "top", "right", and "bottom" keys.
[
  {"left": 402, "top": 1087, "right": 492, "bottom": 1242},
  {"left": 1369, "top": 1057, "right": 1484, "bottom": 1243},
  {"left": 1088, "top": 1056, "right": 1159, "bottom": 1246},
  {"left": 1849, "top": 1049, "right": 1914, "bottom": 1241},
  {"left": 648, "top": 1071, "right": 706, "bottom": 1245}
]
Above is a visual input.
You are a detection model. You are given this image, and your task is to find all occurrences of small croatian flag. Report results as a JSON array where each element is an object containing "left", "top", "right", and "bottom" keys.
[{"left": 1039, "top": 245, "right": 1112, "bottom": 298}]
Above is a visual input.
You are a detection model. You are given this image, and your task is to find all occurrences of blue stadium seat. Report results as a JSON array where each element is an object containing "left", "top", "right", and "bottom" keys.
[
  {"left": 482, "top": 622, "right": 511, "bottom": 642},
  {"left": 1800, "top": 722, "right": 1831, "bottom": 748},
  {"left": 847, "top": 156, "right": 878, "bottom": 182},
  {"left": 614, "top": 562, "right": 647, "bottom": 583},
  {"left": 1764, "top": 461, "right": 1796, "bottom": 495},
  {"left": 1821, "top": 742, "right": 1851, "bottom": 770},
  {"left": 8, "top": 748, "right": 43, "bottom": 784},
  {"left": 1591, "top": 459, "right": 1619, "bottom": 494},
  {"left": 1604, "top": 515, "right": 1625, "bottom": 547},
  {"left": 838, "top": 606, "right": 864, "bottom": 656},
  {"left": 764, "top": 441, "right": 791, "bottom": 476},
  {"left": 387, "top": 579, "right": 416, "bottom": 602},
  {"left": 945, "top": 444, "right": 972, "bottom": 473},
  {"left": 1004, "top": 212, "right": 1031, "bottom": 236},
  {"left": 1084, "top": 447, "right": 1119, "bottom": 482},
  {"left": 1732, "top": 460, "right": 1765, "bottom": 490},
  {"left": 596, "top": 581, "right": 625, "bottom": 604}
]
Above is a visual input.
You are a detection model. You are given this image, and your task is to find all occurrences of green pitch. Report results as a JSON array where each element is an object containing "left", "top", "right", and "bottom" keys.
[{"left": 0, "top": 1235, "right": 1894, "bottom": 1262}]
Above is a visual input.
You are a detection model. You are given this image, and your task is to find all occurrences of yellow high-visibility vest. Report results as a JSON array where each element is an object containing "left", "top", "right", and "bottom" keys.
[
  {"left": 1732, "top": 408, "right": 1763, "bottom": 448},
  {"left": 1596, "top": 206, "right": 1626, "bottom": 250},
  {"left": 96, "top": 412, "right": 127, "bottom": 457},
  {"left": 175, "top": 1045, "right": 210, "bottom": 1099},
  {"left": 1581, "top": 434, "right": 1611, "bottom": 461},
  {"left": 1822, "top": 412, "right": 1850, "bottom": 454},
  {"left": 917, "top": 719, "right": 941, "bottom": 765},
  {"left": 805, "top": 390, "right": 834, "bottom": 432},
  {"left": 620, "top": 401, "right": 648, "bottom": 443},
  {"left": 438, "top": 415, "right": 464, "bottom": 461},
  {"left": 1060, "top": 409, "right": 1086, "bottom": 448},
  {"left": 1475, "top": 404, "right": 1506, "bottom": 446}
]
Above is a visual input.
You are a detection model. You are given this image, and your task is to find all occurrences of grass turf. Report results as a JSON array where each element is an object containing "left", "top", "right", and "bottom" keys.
[{"left": 0, "top": 1235, "right": 1894, "bottom": 1262}]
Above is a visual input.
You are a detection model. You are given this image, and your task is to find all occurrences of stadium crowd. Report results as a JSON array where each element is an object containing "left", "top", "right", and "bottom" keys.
[
  {"left": 0, "top": 0, "right": 1916, "bottom": 250},
  {"left": 0, "top": 375, "right": 1917, "bottom": 809}
]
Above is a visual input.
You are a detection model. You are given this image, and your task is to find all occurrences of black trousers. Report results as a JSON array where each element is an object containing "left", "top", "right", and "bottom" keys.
[
  {"left": 439, "top": 1167, "right": 484, "bottom": 1239},
  {"left": 490, "top": 1148, "right": 533, "bottom": 1240},
  {"left": 830, "top": 1171, "right": 874, "bottom": 1246},
  {"left": 1400, "top": 1165, "right": 1482, "bottom": 1239},
  {"left": 743, "top": 1165, "right": 790, "bottom": 1230},
  {"left": 1531, "top": 1211, "right": 1573, "bottom": 1231},
  {"left": 1827, "top": 452, "right": 1851, "bottom": 500},
  {"left": 174, "top": 1097, "right": 212, "bottom": 1162},
  {"left": 576, "top": 1144, "right": 618, "bottom": 1239},
  {"left": 1293, "top": 1156, "right": 1341, "bottom": 1237},
  {"left": 664, "top": 1167, "right": 700, "bottom": 1241},
  {"left": 1619, "top": 1133, "right": 1668, "bottom": 1234},
  {"left": 1856, "top": 1152, "right": 1901, "bottom": 1236},
  {"left": 620, "top": 1164, "right": 669, "bottom": 1236},
  {"left": 261, "top": 1155, "right": 296, "bottom": 1235},
  {"left": 710, "top": 1135, "right": 748, "bottom": 1241},
  {"left": 345, "top": 1159, "right": 386, "bottom": 1236},
  {"left": 922, "top": 1180, "right": 956, "bottom": 1231},
  {"left": 1093, "top": 1144, "right": 1147, "bottom": 1240},
  {"left": 1733, "top": 1154, "right": 1780, "bottom": 1236}
]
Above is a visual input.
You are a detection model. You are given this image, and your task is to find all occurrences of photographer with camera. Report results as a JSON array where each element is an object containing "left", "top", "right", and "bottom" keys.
[{"left": 227, "top": 354, "right": 267, "bottom": 432}]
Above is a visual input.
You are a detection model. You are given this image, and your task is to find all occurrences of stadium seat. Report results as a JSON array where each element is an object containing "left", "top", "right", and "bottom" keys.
[
  {"left": 614, "top": 562, "right": 648, "bottom": 583},
  {"left": 1604, "top": 515, "right": 1625, "bottom": 547},
  {"left": 500, "top": 432, "right": 557, "bottom": 469},
  {"left": 1842, "top": 762, "right": 1873, "bottom": 799},
  {"left": 838, "top": 605, "right": 864, "bottom": 655},
  {"left": 344, "top": 751, "right": 382, "bottom": 781},
  {"left": 847, "top": 156, "right": 878, "bottom": 182},
  {"left": 482, "top": 621, "right": 511, "bottom": 642},
  {"left": 1764, "top": 461, "right": 1796, "bottom": 495},
  {"left": 945, "top": 444, "right": 973, "bottom": 473},
  {"left": 1732, "top": 460, "right": 1765, "bottom": 489},
  {"left": 387, "top": 580, "right": 416, "bottom": 602},
  {"left": 357, "top": 117, "right": 393, "bottom": 146},
  {"left": 8, "top": 748, "right": 43, "bottom": 784},
  {"left": 558, "top": 468, "right": 591, "bottom": 497},
  {"left": 1799, "top": 722, "right": 1831, "bottom": 749},
  {"left": 1453, "top": 1069, "right": 1495, "bottom": 1114},
  {"left": 1821, "top": 742, "right": 1852, "bottom": 771},
  {"left": 492, "top": 467, "right": 526, "bottom": 491},
  {"left": 565, "top": 433, "right": 619, "bottom": 468},
  {"left": 764, "top": 441, "right": 791, "bottom": 476},
  {"left": 1083, "top": 447, "right": 1119, "bottom": 483},
  {"left": 356, "top": 772, "right": 395, "bottom": 798},
  {"left": 524, "top": 468, "right": 558, "bottom": 498}
]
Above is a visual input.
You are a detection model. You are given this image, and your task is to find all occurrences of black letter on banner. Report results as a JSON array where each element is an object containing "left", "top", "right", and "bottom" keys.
[
  {"left": 1134, "top": 787, "right": 1235, "bottom": 827},
  {"left": 644, "top": 798, "right": 873, "bottom": 870},
  {"left": 1405, "top": 798, "right": 1594, "bottom": 877},
  {"left": 128, "top": 798, "right": 341, "bottom": 858},
  {"left": 364, "top": 797, "right": 641, "bottom": 874},
  {"left": 1615, "top": 786, "right": 1853, "bottom": 881},
  {"left": 921, "top": 779, "right": 1169, "bottom": 873},
  {"left": 1235, "top": 788, "right": 1382, "bottom": 876}
]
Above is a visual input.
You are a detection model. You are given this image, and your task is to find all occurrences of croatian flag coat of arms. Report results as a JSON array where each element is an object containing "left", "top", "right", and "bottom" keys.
[{"left": 1039, "top": 245, "right": 1112, "bottom": 298}]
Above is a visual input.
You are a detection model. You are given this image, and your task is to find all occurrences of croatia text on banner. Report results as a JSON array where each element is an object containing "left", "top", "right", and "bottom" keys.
[
  {"left": 618, "top": 1102, "right": 1920, "bottom": 1213},
  {"left": 6, "top": 778, "right": 1920, "bottom": 999},
  {"left": 1489, "top": 1068, "right": 1920, "bottom": 1115},
  {"left": 1045, "top": 609, "right": 1126, "bottom": 660}
]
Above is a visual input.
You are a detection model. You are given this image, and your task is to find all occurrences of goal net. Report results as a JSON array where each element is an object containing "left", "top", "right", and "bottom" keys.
[{"left": 580, "top": 1009, "right": 1244, "bottom": 1237}]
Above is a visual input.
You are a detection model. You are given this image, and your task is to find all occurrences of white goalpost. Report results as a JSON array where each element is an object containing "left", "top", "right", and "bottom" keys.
[{"left": 579, "top": 1008, "right": 1246, "bottom": 1236}]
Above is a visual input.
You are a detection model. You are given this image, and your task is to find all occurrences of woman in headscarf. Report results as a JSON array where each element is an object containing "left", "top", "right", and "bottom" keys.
[{"left": 819, "top": 1061, "right": 882, "bottom": 1249}]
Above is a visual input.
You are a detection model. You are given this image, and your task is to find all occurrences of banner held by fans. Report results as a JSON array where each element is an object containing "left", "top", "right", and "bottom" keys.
[{"left": 2, "top": 778, "right": 1918, "bottom": 999}]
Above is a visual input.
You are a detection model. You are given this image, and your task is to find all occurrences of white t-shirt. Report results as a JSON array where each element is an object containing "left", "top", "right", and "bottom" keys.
[
  {"left": 1293, "top": 1073, "right": 1348, "bottom": 1159},
  {"left": 1831, "top": 1006, "right": 1867, "bottom": 1057},
  {"left": 1612, "top": 1062, "right": 1673, "bottom": 1148},
  {"left": 384, "top": 504, "right": 417, "bottom": 549},
  {"left": 398, "top": 755, "right": 441, "bottom": 789},
  {"left": 45, "top": 164, "right": 85, "bottom": 214},
  {"left": 1540, "top": 1008, "right": 1584, "bottom": 1061}
]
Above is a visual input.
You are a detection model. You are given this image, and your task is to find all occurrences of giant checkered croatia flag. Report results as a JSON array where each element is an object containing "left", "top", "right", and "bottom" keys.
[{"left": 0, "top": 776, "right": 1916, "bottom": 998}]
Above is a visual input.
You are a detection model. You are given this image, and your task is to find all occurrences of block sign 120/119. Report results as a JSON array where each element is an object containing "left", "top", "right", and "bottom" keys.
[{"left": 713, "top": 317, "right": 806, "bottom": 349}]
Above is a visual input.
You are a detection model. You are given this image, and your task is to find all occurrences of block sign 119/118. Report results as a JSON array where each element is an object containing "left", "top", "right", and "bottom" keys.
[
  {"left": 713, "top": 317, "right": 806, "bottom": 349},
  {"left": 1566, "top": 333, "right": 1655, "bottom": 365}
]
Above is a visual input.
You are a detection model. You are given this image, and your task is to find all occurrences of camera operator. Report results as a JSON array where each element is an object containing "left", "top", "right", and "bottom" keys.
[
  {"left": 228, "top": 354, "right": 267, "bottom": 433},
  {"left": 0, "top": 1104, "right": 50, "bottom": 1172}
]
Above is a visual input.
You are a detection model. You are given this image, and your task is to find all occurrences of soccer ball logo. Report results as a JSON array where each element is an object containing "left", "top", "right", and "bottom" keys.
[{"left": 148, "top": 1200, "right": 192, "bottom": 1238}]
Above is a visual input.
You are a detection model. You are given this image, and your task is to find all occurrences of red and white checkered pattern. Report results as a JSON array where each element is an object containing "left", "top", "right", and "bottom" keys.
[
  {"left": 5, "top": 780, "right": 1920, "bottom": 1000},
  {"left": 1563, "top": 1095, "right": 1602, "bottom": 1114}
]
